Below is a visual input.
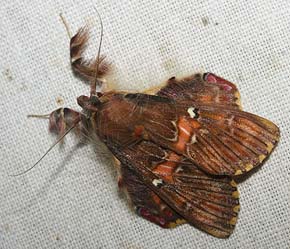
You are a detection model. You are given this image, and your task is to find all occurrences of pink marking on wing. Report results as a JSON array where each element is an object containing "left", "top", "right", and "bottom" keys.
[
  {"left": 205, "top": 73, "right": 233, "bottom": 91},
  {"left": 138, "top": 207, "right": 167, "bottom": 227}
]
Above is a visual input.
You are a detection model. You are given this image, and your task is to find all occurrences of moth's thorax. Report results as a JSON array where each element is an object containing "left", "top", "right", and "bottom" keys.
[
  {"left": 93, "top": 93, "right": 146, "bottom": 145},
  {"left": 93, "top": 93, "right": 181, "bottom": 149}
]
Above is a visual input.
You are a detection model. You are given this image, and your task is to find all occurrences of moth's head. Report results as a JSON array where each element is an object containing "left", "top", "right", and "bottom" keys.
[
  {"left": 77, "top": 94, "right": 100, "bottom": 113},
  {"left": 77, "top": 91, "right": 116, "bottom": 113}
]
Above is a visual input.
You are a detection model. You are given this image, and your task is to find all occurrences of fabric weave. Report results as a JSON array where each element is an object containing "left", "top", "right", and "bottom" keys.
[{"left": 0, "top": 0, "right": 289, "bottom": 248}]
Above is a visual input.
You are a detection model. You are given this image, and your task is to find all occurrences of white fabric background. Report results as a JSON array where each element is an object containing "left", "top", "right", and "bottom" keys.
[{"left": 0, "top": 0, "right": 289, "bottom": 248}]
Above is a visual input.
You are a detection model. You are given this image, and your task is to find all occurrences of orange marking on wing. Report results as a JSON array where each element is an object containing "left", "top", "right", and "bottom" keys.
[
  {"left": 174, "top": 116, "right": 201, "bottom": 152},
  {"left": 175, "top": 117, "right": 192, "bottom": 151},
  {"left": 134, "top": 125, "right": 144, "bottom": 137},
  {"left": 201, "top": 201, "right": 228, "bottom": 214},
  {"left": 153, "top": 153, "right": 181, "bottom": 182},
  {"left": 152, "top": 193, "right": 162, "bottom": 205},
  {"left": 202, "top": 112, "right": 225, "bottom": 121},
  {"left": 190, "top": 120, "right": 201, "bottom": 129},
  {"left": 200, "top": 95, "right": 213, "bottom": 102}
]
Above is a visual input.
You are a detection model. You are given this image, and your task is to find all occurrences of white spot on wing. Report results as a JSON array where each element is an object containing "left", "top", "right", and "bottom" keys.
[
  {"left": 152, "top": 179, "right": 164, "bottom": 187},
  {"left": 191, "top": 134, "right": 197, "bottom": 144},
  {"left": 175, "top": 166, "right": 183, "bottom": 173},
  {"left": 187, "top": 107, "right": 197, "bottom": 118},
  {"left": 185, "top": 202, "right": 192, "bottom": 211},
  {"left": 199, "top": 129, "right": 209, "bottom": 135}
]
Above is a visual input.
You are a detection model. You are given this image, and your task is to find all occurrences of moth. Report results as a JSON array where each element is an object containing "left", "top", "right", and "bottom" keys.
[{"left": 27, "top": 23, "right": 280, "bottom": 238}]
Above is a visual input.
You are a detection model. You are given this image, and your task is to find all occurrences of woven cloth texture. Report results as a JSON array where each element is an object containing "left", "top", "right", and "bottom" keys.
[{"left": 0, "top": 0, "right": 289, "bottom": 248}]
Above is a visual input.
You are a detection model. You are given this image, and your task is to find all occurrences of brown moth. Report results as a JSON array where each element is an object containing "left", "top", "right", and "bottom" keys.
[{"left": 27, "top": 23, "right": 280, "bottom": 238}]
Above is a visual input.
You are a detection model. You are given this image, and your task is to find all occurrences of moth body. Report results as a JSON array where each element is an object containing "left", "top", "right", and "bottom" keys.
[{"left": 45, "top": 25, "right": 280, "bottom": 238}]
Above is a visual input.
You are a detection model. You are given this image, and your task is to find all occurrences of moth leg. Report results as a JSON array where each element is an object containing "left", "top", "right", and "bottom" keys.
[
  {"left": 48, "top": 108, "right": 83, "bottom": 138},
  {"left": 118, "top": 162, "right": 186, "bottom": 228},
  {"left": 70, "top": 27, "right": 111, "bottom": 88}
]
